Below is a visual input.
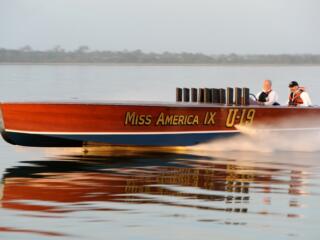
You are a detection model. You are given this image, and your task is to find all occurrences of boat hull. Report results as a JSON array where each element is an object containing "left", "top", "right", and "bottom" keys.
[
  {"left": 1, "top": 102, "right": 319, "bottom": 147},
  {"left": 1, "top": 130, "right": 239, "bottom": 147}
]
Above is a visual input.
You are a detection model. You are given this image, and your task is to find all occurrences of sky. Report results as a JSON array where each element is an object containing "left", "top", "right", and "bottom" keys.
[{"left": 0, "top": 0, "right": 319, "bottom": 54}]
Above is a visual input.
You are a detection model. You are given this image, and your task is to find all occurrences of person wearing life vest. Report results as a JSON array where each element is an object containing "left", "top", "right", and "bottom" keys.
[
  {"left": 256, "top": 79, "right": 280, "bottom": 105},
  {"left": 288, "top": 81, "right": 312, "bottom": 107}
]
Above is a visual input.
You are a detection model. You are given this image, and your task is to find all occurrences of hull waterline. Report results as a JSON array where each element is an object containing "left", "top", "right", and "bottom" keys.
[{"left": 0, "top": 102, "right": 319, "bottom": 147}]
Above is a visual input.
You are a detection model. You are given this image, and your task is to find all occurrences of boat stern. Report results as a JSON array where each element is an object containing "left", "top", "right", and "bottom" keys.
[{"left": 0, "top": 103, "right": 83, "bottom": 147}]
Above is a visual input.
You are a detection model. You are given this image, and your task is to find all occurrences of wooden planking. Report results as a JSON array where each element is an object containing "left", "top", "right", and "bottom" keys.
[{"left": 1, "top": 103, "right": 320, "bottom": 133}]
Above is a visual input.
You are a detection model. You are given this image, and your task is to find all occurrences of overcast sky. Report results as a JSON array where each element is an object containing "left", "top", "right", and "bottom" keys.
[{"left": 1, "top": 0, "right": 319, "bottom": 54}]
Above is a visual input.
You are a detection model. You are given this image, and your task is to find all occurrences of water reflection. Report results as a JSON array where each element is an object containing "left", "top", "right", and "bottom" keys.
[{"left": 1, "top": 149, "right": 310, "bottom": 220}]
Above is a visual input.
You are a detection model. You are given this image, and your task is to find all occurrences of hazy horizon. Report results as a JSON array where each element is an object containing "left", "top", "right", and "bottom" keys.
[{"left": 1, "top": 0, "right": 319, "bottom": 54}]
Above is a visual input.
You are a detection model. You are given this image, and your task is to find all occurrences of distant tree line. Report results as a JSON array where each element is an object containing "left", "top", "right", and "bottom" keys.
[{"left": 1, "top": 45, "right": 320, "bottom": 65}]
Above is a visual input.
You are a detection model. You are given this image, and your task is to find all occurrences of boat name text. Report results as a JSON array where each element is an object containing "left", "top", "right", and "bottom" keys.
[
  {"left": 124, "top": 109, "right": 255, "bottom": 127},
  {"left": 124, "top": 112, "right": 216, "bottom": 126}
]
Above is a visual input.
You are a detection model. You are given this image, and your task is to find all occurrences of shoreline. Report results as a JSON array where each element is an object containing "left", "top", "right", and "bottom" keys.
[{"left": 0, "top": 62, "right": 320, "bottom": 67}]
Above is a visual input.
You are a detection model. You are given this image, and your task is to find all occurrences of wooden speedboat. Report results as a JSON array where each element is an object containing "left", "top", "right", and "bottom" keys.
[{"left": 1, "top": 100, "right": 319, "bottom": 147}]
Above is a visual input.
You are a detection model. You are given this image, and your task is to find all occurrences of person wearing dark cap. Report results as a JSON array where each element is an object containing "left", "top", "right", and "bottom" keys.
[{"left": 288, "top": 81, "right": 312, "bottom": 107}]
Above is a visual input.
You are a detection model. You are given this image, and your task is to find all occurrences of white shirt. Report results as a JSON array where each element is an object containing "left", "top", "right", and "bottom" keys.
[
  {"left": 299, "top": 92, "right": 312, "bottom": 107},
  {"left": 256, "top": 90, "right": 279, "bottom": 106}
]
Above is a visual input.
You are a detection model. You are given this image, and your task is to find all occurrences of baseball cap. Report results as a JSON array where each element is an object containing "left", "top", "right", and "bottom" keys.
[{"left": 288, "top": 81, "right": 299, "bottom": 88}]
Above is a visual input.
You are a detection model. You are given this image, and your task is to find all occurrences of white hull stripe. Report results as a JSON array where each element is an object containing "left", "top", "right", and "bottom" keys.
[
  {"left": 4, "top": 127, "right": 320, "bottom": 135},
  {"left": 4, "top": 129, "right": 240, "bottom": 135}
]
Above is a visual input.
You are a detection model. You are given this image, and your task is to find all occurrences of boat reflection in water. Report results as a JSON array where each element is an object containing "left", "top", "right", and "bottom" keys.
[{"left": 0, "top": 147, "right": 316, "bottom": 238}]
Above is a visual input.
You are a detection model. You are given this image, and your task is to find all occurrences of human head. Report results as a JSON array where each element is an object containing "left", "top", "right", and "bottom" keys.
[
  {"left": 263, "top": 79, "right": 272, "bottom": 92},
  {"left": 288, "top": 81, "right": 299, "bottom": 93}
]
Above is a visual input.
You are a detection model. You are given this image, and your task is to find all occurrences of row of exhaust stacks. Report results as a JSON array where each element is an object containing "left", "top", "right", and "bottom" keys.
[{"left": 176, "top": 87, "right": 251, "bottom": 106}]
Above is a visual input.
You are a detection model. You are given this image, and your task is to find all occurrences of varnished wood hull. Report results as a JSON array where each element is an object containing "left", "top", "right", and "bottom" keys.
[{"left": 0, "top": 102, "right": 319, "bottom": 147}]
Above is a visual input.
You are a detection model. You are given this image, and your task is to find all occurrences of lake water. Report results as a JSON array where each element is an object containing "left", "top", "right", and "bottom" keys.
[{"left": 0, "top": 65, "right": 320, "bottom": 239}]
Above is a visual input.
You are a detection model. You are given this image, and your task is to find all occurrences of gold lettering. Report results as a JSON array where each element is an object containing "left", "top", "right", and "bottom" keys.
[
  {"left": 246, "top": 109, "right": 255, "bottom": 125},
  {"left": 125, "top": 112, "right": 153, "bottom": 126},
  {"left": 145, "top": 115, "right": 152, "bottom": 125},
  {"left": 240, "top": 109, "right": 247, "bottom": 125},
  {"left": 206, "top": 112, "right": 216, "bottom": 125},
  {"left": 187, "top": 115, "right": 193, "bottom": 125},
  {"left": 173, "top": 115, "right": 179, "bottom": 125},
  {"left": 226, "top": 109, "right": 255, "bottom": 128},
  {"left": 165, "top": 115, "right": 173, "bottom": 125},
  {"left": 226, "top": 109, "right": 239, "bottom": 128},
  {"left": 155, "top": 113, "right": 201, "bottom": 126},
  {"left": 178, "top": 115, "right": 184, "bottom": 125},
  {"left": 204, "top": 112, "right": 209, "bottom": 124},
  {"left": 138, "top": 115, "right": 145, "bottom": 125},
  {"left": 125, "top": 112, "right": 136, "bottom": 125},
  {"left": 184, "top": 116, "right": 188, "bottom": 125},
  {"left": 193, "top": 115, "right": 199, "bottom": 125},
  {"left": 156, "top": 113, "right": 165, "bottom": 126}
]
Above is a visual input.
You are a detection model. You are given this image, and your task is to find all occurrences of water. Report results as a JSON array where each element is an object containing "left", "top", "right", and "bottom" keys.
[
  {"left": 0, "top": 65, "right": 320, "bottom": 239},
  {"left": 0, "top": 65, "right": 320, "bottom": 103}
]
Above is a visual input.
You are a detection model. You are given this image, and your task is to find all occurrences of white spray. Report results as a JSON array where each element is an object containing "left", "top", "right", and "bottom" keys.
[{"left": 192, "top": 121, "right": 320, "bottom": 153}]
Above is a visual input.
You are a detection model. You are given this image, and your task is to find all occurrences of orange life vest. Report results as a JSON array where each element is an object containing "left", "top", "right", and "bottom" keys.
[{"left": 289, "top": 88, "right": 304, "bottom": 106}]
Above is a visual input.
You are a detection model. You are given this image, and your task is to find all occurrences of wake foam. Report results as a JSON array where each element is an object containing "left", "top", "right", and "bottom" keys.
[{"left": 191, "top": 124, "right": 320, "bottom": 153}]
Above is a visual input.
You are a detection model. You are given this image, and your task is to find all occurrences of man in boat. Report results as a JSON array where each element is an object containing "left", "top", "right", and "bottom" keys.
[
  {"left": 288, "top": 81, "right": 312, "bottom": 107},
  {"left": 256, "top": 79, "right": 280, "bottom": 105}
]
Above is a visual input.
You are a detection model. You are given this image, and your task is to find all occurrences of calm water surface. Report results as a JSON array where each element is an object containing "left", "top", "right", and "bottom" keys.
[{"left": 0, "top": 65, "right": 319, "bottom": 239}]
